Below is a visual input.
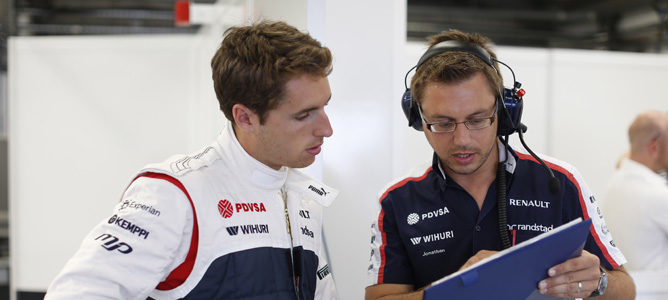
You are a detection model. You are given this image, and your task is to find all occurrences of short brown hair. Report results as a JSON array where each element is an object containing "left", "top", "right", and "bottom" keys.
[
  {"left": 211, "top": 21, "right": 332, "bottom": 123},
  {"left": 410, "top": 29, "right": 502, "bottom": 105}
]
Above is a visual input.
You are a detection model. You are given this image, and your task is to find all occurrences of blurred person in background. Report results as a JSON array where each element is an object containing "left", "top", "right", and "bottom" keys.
[{"left": 602, "top": 110, "right": 668, "bottom": 271}]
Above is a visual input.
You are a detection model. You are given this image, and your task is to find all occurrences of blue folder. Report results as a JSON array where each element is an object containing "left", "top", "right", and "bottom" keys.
[{"left": 424, "top": 218, "right": 592, "bottom": 300}]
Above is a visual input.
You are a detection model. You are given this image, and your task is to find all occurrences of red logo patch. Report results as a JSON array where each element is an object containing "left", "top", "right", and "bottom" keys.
[
  {"left": 235, "top": 202, "right": 267, "bottom": 213},
  {"left": 218, "top": 199, "right": 234, "bottom": 218}
]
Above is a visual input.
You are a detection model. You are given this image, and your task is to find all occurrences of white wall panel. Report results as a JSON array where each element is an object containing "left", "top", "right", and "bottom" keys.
[
  {"left": 319, "top": 0, "right": 405, "bottom": 299},
  {"left": 549, "top": 49, "right": 668, "bottom": 197},
  {"left": 495, "top": 47, "right": 551, "bottom": 154},
  {"left": 8, "top": 35, "right": 222, "bottom": 294}
]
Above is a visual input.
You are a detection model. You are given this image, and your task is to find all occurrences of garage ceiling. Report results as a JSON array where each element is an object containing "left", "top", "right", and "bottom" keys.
[
  {"left": 408, "top": 0, "right": 668, "bottom": 52},
  {"left": 1, "top": 0, "right": 668, "bottom": 70}
]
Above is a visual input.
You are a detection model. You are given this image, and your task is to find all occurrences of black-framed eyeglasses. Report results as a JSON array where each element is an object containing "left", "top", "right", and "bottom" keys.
[{"left": 418, "top": 104, "right": 497, "bottom": 133}]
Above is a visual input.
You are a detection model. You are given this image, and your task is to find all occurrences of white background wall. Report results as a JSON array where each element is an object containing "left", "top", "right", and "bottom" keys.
[
  {"left": 318, "top": 1, "right": 406, "bottom": 299},
  {"left": 7, "top": 1, "right": 668, "bottom": 300},
  {"left": 549, "top": 49, "right": 668, "bottom": 197},
  {"left": 8, "top": 34, "right": 221, "bottom": 293}
]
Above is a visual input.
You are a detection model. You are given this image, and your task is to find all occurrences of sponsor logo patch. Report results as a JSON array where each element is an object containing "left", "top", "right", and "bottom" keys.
[
  {"left": 601, "top": 223, "right": 609, "bottom": 235},
  {"left": 317, "top": 265, "right": 331, "bottom": 280},
  {"left": 299, "top": 210, "right": 311, "bottom": 219},
  {"left": 235, "top": 202, "right": 266, "bottom": 213},
  {"left": 308, "top": 185, "right": 329, "bottom": 196},
  {"left": 409, "top": 230, "right": 454, "bottom": 245},
  {"left": 95, "top": 233, "right": 133, "bottom": 254},
  {"left": 507, "top": 223, "right": 554, "bottom": 233},
  {"left": 218, "top": 199, "right": 234, "bottom": 218},
  {"left": 225, "top": 224, "right": 269, "bottom": 236},
  {"left": 406, "top": 206, "right": 450, "bottom": 225},
  {"left": 108, "top": 215, "right": 150, "bottom": 239},
  {"left": 301, "top": 226, "right": 314, "bottom": 238},
  {"left": 509, "top": 198, "right": 550, "bottom": 209},
  {"left": 226, "top": 226, "right": 240, "bottom": 236},
  {"left": 119, "top": 199, "right": 161, "bottom": 217},
  {"left": 218, "top": 199, "right": 267, "bottom": 219},
  {"left": 407, "top": 213, "right": 419, "bottom": 225}
]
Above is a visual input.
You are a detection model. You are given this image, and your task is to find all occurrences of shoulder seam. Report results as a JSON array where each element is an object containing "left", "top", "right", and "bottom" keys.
[{"left": 379, "top": 166, "right": 433, "bottom": 203}]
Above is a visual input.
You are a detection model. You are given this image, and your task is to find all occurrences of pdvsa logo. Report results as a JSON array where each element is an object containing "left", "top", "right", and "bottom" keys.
[
  {"left": 235, "top": 202, "right": 267, "bottom": 213},
  {"left": 218, "top": 200, "right": 234, "bottom": 218},
  {"left": 406, "top": 206, "right": 450, "bottom": 225},
  {"left": 217, "top": 199, "right": 267, "bottom": 219},
  {"left": 407, "top": 213, "right": 419, "bottom": 225}
]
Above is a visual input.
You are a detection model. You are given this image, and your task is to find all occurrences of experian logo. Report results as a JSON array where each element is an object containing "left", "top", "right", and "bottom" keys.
[{"left": 119, "top": 199, "right": 161, "bottom": 217}]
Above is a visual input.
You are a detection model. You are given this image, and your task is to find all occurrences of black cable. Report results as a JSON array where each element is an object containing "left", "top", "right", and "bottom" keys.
[
  {"left": 404, "top": 65, "right": 417, "bottom": 90},
  {"left": 497, "top": 137, "right": 511, "bottom": 249},
  {"left": 518, "top": 130, "right": 561, "bottom": 195}
]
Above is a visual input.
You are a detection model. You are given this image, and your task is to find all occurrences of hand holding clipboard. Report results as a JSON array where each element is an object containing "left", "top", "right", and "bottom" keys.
[{"left": 424, "top": 218, "right": 592, "bottom": 300}]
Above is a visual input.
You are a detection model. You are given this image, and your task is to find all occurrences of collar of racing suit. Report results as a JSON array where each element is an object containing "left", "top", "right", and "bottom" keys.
[{"left": 216, "top": 121, "right": 337, "bottom": 207}]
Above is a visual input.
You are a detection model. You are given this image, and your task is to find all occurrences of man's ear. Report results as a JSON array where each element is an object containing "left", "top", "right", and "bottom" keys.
[
  {"left": 232, "top": 103, "right": 259, "bottom": 132},
  {"left": 649, "top": 139, "right": 658, "bottom": 153}
]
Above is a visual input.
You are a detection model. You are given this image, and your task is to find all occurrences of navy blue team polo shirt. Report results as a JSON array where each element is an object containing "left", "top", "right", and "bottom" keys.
[{"left": 367, "top": 142, "right": 626, "bottom": 289}]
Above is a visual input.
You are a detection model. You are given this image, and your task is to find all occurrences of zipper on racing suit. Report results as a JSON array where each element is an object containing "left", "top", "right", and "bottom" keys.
[{"left": 281, "top": 187, "right": 300, "bottom": 300}]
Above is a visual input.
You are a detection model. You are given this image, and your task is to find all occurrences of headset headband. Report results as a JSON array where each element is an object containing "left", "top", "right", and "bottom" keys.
[{"left": 416, "top": 40, "right": 495, "bottom": 70}]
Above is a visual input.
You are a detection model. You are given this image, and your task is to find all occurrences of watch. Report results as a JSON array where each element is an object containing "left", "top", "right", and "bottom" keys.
[{"left": 589, "top": 267, "right": 608, "bottom": 297}]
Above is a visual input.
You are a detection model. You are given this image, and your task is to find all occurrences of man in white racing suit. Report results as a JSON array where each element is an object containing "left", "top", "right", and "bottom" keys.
[{"left": 46, "top": 20, "right": 338, "bottom": 300}]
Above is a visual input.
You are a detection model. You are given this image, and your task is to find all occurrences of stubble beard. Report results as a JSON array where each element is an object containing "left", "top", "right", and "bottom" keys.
[{"left": 444, "top": 141, "right": 497, "bottom": 176}]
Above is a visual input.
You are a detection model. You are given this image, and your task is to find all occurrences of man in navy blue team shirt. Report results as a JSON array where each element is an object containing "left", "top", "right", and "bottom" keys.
[{"left": 365, "top": 29, "right": 635, "bottom": 299}]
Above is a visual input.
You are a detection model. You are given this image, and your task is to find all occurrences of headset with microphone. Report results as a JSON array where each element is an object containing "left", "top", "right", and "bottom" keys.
[{"left": 402, "top": 40, "right": 560, "bottom": 249}]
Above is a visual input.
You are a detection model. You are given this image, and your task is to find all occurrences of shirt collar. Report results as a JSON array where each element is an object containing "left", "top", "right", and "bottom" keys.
[
  {"left": 433, "top": 139, "right": 518, "bottom": 182},
  {"left": 620, "top": 158, "right": 668, "bottom": 186},
  {"left": 499, "top": 140, "right": 518, "bottom": 174},
  {"left": 217, "top": 121, "right": 288, "bottom": 190}
]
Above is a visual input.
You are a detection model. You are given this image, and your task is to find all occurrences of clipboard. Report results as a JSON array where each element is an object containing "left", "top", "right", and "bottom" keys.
[{"left": 424, "top": 218, "right": 592, "bottom": 300}]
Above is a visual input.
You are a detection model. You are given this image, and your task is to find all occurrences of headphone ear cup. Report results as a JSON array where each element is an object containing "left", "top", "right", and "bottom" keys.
[
  {"left": 402, "top": 89, "right": 423, "bottom": 131},
  {"left": 497, "top": 88, "right": 524, "bottom": 136}
]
